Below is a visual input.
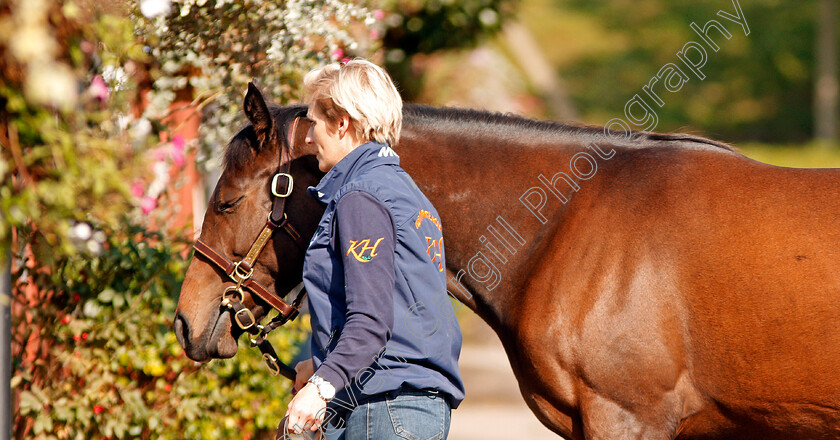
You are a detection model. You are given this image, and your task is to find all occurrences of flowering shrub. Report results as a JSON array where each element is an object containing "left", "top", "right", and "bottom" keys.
[
  {"left": 130, "top": 0, "right": 513, "bottom": 170},
  {"left": 14, "top": 225, "right": 310, "bottom": 439},
  {"left": 1, "top": 0, "right": 354, "bottom": 438},
  {"left": 132, "top": 0, "right": 382, "bottom": 170}
]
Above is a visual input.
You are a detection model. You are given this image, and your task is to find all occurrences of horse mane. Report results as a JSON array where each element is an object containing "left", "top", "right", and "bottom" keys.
[
  {"left": 402, "top": 104, "right": 734, "bottom": 152},
  {"left": 223, "top": 104, "right": 307, "bottom": 172},
  {"left": 223, "top": 102, "right": 732, "bottom": 171}
]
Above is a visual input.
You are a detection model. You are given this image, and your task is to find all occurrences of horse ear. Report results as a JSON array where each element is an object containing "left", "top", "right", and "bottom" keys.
[{"left": 244, "top": 82, "right": 275, "bottom": 149}]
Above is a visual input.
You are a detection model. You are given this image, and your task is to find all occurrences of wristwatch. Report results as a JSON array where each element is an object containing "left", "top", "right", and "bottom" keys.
[{"left": 308, "top": 375, "right": 336, "bottom": 402}]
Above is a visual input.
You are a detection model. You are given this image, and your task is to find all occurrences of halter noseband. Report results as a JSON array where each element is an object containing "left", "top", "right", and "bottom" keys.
[{"left": 192, "top": 114, "right": 309, "bottom": 380}]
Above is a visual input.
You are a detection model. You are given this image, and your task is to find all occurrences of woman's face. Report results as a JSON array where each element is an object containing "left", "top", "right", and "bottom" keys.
[{"left": 305, "top": 104, "right": 352, "bottom": 172}]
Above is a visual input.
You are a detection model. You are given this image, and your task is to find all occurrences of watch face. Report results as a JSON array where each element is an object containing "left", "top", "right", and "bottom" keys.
[
  {"left": 310, "top": 376, "right": 336, "bottom": 401},
  {"left": 320, "top": 383, "right": 336, "bottom": 400}
]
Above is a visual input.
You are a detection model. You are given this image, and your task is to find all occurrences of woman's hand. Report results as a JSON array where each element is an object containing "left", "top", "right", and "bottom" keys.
[
  {"left": 291, "top": 359, "right": 314, "bottom": 395},
  {"left": 285, "top": 382, "right": 327, "bottom": 436}
]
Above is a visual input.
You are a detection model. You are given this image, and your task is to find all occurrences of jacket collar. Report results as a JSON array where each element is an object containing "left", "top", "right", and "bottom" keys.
[{"left": 307, "top": 141, "right": 399, "bottom": 204}]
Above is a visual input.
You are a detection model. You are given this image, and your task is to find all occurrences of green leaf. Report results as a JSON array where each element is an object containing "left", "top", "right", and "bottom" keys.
[
  {"left": 18, "top": 390, "right": 42, "bottom": 415},
  {"left": 52, "top": 398, "right": 74, "bottom": 422},
  {"left": 33, "top": 412, "right": 53, "bottom": 434}
]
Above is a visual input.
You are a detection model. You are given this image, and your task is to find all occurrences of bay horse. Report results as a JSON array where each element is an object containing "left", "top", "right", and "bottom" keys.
[{"left": 174, "top": 83, "right": 840, "bottom": 439}]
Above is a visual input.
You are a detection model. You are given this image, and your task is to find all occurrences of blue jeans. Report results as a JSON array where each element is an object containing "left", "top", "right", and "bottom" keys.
[{"left": 325, "top": 390, "right": 451, "bottom": 440}]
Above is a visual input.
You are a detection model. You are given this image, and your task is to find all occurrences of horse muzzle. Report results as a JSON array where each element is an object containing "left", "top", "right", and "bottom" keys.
[{"left": 174, "top": 308, "right": 239, "bottom": 362}]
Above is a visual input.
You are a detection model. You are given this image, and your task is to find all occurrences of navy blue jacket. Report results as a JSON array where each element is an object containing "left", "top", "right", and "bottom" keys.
[{"left": 302, "top": 141, "right": 464, "bottom": 409}]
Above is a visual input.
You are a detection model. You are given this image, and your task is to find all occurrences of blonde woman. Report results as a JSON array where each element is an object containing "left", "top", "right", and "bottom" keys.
[{"left": 283, "top": 59, "right": 464, "bottom": 440}]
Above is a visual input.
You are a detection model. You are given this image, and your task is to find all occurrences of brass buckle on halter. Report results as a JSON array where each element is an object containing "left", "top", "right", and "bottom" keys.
[
  {"left": 222, "top": 285, "right": 243, "bottom": 305},
  {"left": 271, "top": 173, "right": 294, "bottom": 198},
  {"left": 263, "top": 353, "right": 281, "bottom": 376},
  {"left": 230, "top": 261, "right": 254, "bottom": 283},
  {"left": 234, "top": 308, "right": 256, "bottom": 330}
]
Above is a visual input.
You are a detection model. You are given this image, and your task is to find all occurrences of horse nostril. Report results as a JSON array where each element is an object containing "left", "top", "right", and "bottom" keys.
[{"left": 174, "top": 312, "right": 190, "bottom": 349}]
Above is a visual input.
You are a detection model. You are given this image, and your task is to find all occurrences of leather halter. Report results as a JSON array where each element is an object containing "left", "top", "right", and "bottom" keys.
[{"left": 192, "top": 114, "right": 308, "bottom": 381}]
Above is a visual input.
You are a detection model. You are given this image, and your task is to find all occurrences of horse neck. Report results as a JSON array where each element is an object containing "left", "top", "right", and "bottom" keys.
[{"left": 397, "top": 113, "right": 603, "bottom": 331}]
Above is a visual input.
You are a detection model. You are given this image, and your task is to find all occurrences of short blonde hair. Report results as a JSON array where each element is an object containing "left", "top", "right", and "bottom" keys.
[{"left": 303, "top": 59, "right": 403, "bottom": 145}]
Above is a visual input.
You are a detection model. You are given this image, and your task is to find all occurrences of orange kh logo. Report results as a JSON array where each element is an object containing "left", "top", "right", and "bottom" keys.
[
  {"left": 425, "top": 236, "right": 444, "bottom": 272},
  {"left": 415, "top": 210, "right": 442, "bottom": 231},
  {"left": 346, "top": 238, "right": 385, "bottom": 263}
]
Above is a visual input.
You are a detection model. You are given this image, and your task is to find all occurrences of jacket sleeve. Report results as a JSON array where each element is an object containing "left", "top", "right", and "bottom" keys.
[{"left": 314, "top": 190, "right": 396, "bottom": 391}]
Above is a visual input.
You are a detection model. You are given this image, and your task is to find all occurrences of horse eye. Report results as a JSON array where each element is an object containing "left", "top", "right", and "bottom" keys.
[{"left": 218, "top": 195, "right": 244, "bottom": 213}]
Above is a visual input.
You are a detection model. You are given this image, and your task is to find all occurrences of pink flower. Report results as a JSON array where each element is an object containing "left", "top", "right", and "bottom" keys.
[
  {"left": 171, "top": 148, "right": 185, "bottom": 168},
  {"left": 131, "top": 181, "right": 145, "bottom": 198},
  {"left": 373, "top": 10, "right": 384, "bottom": 20},
  {"left": 333, "top": 48, "right": 344, "bottom": 60},
  {"left": 172, "top": 134, "right": 185, "bottom": 151},
  {"left": 89, "top": 75, "right": 109, "bottom": 102},
  {"left": 140, "top": 196, "right": 157, "bottom": 214},
  {"left": 370, "top": 29, "right": 380, "bottom": 39},
  {"left": 341, "top": 57, "right": 351, "bottom": 64},
  {"left": 170, "top": 135, "right": 186, "bottom": 167},
  {"left": 152, "top": 147, "right": 167, "bottom": 162}
]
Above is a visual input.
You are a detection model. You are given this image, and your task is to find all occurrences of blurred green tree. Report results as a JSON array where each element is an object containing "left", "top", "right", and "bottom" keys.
[
  {"left": 553, "top": 0, "right": 819, "bottom": 143},
  {"left": 377, "top": 0, "right": 517, "bottom": 99}
]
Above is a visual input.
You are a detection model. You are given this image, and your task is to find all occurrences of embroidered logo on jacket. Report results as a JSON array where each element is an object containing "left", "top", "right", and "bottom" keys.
[
  {"left": 377, "top": 146, "right": 398, "bottom": 157},
  {"left": 346, "top": 238, "right": 385, "bottom": 262},
  {"left": 425, "top": 236, "right": 444, "bottom": 272},
  {"left": 415, "top": 209, "right": 444, "bottom": 271},
  {"left": 415, "top": 210, "right": 442, "bottom": 231}
]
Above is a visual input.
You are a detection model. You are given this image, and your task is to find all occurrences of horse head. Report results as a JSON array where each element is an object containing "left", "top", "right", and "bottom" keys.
[{"left": 174, "top": 84, "right": 323, "bottom": 362}]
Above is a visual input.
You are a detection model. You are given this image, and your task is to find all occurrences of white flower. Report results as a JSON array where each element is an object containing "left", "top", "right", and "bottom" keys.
[
  {"left": 86, "top": 240, "right": 104, "bottom": 256},
  {"left": 9, "top": 24, "right": 57, "bottom": 63},
  {"left": 147, "top": 161, "right": 170, "bottom": 197},
  {"left": 69, "top": 222, "right": 92, "bottom": 241},
  {"left": 24, "top": 61, "right": 78, "bottom": 110},
  {"left": 478, "top": 9, "right": 499, "bottom": 26},
  {"left": 130, "top": 118, "right": 152, "bottom": 144},
  {"left": 102, "top": 65, "right": 128, "bottom": 91},
  {"left": 140, "top": 0, "right": 172, "bottom": 18},
  {"left": 93, "top": 231, "right": 107, "bottom": 244}
]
